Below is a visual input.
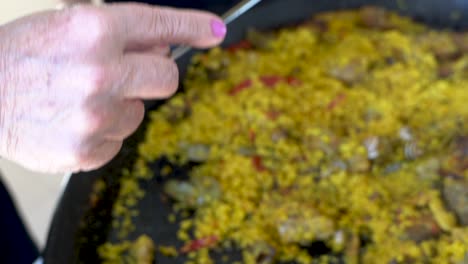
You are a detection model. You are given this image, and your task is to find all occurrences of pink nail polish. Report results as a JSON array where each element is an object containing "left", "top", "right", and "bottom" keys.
[{"left": 211, "top": 19, "right": 227, "bottom": 38}]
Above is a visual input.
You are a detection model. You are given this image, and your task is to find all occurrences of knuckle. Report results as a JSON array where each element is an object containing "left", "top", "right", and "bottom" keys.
[
  {"left": 162, "top": 60, "right": 179, "bottom": 95},
  {"left": 74, "top": 147, "right": 94, "bottom": 167},
  {"left": 82, "top": 65, "right": 109, "bottom": 97},
  {"left": 78, "top": 108, "right": 106, "bottom": 136},
  {"left": 77, "top": 141, "right": 122, "bottom": 170},
  {"left": 187, "top": 17, "right": 202, "bottom": 37},
  {"left": 73, "top": 149, "right": 89, "bottom": 167},
  {"left": 129, "top": 101, "right": 145, "bottom": 126},
  {"left": 68, "top": 143, "right": 90, "bottom": 167},
  {"left": 67, "top": 6, "right": 110, "bottom": 46},
  {"left": 153, "top": 9, "right": 183, "bottom": 39},
  {"left": 134, "top": 100, "right": 146, "bottom": 119}
]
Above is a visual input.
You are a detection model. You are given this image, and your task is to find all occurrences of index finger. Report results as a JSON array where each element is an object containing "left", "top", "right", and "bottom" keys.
[{"left": 107, "top": 3, "right": 227, "bottom": 49}]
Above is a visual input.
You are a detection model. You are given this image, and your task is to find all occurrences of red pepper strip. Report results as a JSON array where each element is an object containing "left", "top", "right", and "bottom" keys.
[
  {"left": 229, "top": 79, "right": 253, "bottom": 95},
  {"left": 249, "top": 129, "right": 256, "bottom": 143},
  {"left": 261, "top": 75, "right": 302, "bottom": 87},
  {"left": 327, "top": 93, "right": 346, "bottom": 111},
  {"left": 229, "top": 76, "right": 302, "bottom": 96},
  {"left": 286, "top": 76, "right": 302, "bottom": 86},
  {"left": 252, "top": 155, "right": 266, "bottom": 172},
  {"left": 265, "top": 110, "right": 281, "bottom": 121},
  {"left": 431, "top": 223, "right": 441, "bottom": 235},
  {"left": 260, "top": 75, "right": 284, "bottom": 87},
  {"left": 180, "top": 235, "right": 219, "bottom": 253},
  {"left": 227, "top": 40, "right": 252, "bottom": 52}
]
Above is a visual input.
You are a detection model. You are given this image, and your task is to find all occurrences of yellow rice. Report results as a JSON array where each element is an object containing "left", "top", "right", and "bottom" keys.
[{"left": 100, "top": 7, "right": 468, "bottom": 264}]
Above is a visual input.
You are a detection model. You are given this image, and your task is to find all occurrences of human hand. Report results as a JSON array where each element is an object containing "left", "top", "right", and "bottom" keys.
[{"left": 0, "top": 3, "right": 226, "bottom": 173}]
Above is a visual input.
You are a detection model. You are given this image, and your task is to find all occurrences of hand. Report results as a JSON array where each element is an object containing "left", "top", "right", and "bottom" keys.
[{"left": 0, "top": 3, "right": 226, "bottom": 173}]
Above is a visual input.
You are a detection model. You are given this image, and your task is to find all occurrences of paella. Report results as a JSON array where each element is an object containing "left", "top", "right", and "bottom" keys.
[{"left": 98, "top": 6, "right": 468, "bottom": 264}]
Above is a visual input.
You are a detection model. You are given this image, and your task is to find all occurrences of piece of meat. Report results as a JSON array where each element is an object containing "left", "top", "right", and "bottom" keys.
[
  {"left": 417, "top": 33, "right": 461, "bottom": 62},
  {"left": 404, "top": 214, "right": 442, "bottom": 243},
  {"left": 442, "top": 178, "right": 468, "bottom": 226},
  {"left": 328, "top": 60, "right": 366, "bottom": 85},
  {"left": 453, "top": 32, "right": 468, "bottom": 53},
  {"left": 359, "top": 6, "right": 393, "bottom": 30},
  {"left": 438, "top": 63, "right": 455, "bottom": 79},
  {"left": 247, "top": 242, "right": 276, "bottom": 264}
]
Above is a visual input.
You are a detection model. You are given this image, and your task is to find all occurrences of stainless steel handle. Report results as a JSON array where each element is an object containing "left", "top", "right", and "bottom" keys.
[
  {"left": 222, "top": 0, "right": 263, "bottom": 24},
  {"left": 171, "top": 0, "right": 263, "bottom": 60}
]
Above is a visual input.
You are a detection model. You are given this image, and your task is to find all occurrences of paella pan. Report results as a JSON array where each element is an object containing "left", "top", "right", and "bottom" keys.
[{"left": 44, "top": 0, "right": 468, "bottom": 263}]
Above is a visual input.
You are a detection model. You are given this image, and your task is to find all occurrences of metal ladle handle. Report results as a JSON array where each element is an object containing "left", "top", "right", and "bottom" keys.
[{"left": 171, "top": 0, "right": 263, "bottom": 60}]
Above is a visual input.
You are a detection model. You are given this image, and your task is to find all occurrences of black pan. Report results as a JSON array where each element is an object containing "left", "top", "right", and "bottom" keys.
[{"left": 43, "top": 0, "right": 468, "bottom": 263}]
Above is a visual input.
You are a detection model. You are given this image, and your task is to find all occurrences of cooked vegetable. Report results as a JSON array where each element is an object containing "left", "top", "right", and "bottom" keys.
[
  {"left": 164, "top": 177, "right": 221, "bottom": 209},
  {"left": 443, "top": 178, "right": 468, "bottom": 225},
  {"left": 180, "top": 236, "right": 219, "bottom": 253},
  {"left": 98, "top": 235, "right": 155, "bottom": 264},
  {"left": 130, "top": 235, "right": 156, "bottom": 264}
]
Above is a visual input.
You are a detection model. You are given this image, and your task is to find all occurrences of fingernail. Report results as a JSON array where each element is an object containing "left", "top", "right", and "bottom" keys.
[{"left": 211, "top": 19, "right": 227, "bottom": 38}]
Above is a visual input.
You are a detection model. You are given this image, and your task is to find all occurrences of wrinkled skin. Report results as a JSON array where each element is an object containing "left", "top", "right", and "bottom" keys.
[{"left": 0, "top": 3, "right": 226, "bottom": 173}]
